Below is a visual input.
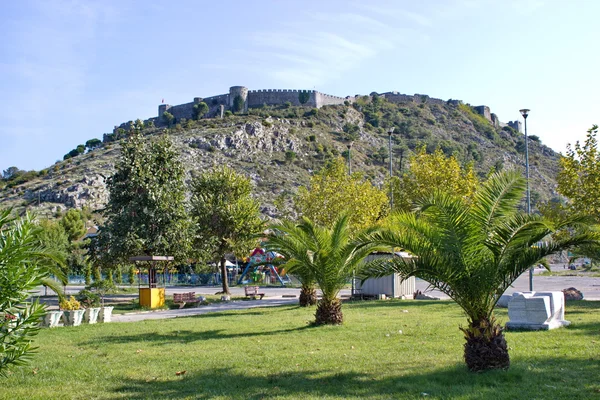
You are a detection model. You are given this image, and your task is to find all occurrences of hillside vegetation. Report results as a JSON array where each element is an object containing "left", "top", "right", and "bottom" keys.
[{"left": 0, "top": 96, "right": 560, "bottom": 219}]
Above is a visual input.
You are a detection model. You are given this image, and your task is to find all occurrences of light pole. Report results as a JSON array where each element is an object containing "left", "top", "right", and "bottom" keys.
[
  {"left": 347, "top": 142, "right": 353, "bottom": 175},
  {"left": 388, "top": 127, "right": 395, "bottom": 210},
  {"left": 520, "top": 108, "right": 533, "bottom": 291}
]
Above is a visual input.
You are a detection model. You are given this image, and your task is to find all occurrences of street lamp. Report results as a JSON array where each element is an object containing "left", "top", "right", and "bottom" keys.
[
  {"left": 347, "top": 142, "right": 353, "bottom": 175},
  {"left": 388, "top": 127, "right": 395, "bottom": 210},
  {"left": 520, "top": 108, "right": 533, "bottom": 291}
]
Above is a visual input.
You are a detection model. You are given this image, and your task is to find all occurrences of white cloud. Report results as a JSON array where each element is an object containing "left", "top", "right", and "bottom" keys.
[{"left": 240, "top": 6, "right": 431, "bottom": 88}]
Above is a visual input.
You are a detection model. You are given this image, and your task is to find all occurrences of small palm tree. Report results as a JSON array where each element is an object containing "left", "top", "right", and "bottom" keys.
[
  {"left": 361, "top": 171, "right": 598, "bottom": 371},
  {"left": 266, "top": 215, "right": 384, "bottom": 325}
]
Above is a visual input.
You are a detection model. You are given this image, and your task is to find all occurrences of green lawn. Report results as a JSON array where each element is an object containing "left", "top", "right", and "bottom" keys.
[{"left": 5, "top": 300, "right": 600, "bottom": 399}]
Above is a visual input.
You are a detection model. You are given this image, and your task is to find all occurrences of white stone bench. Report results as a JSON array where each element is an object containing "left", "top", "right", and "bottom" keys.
[{"left": 505, "top": 291, "right": 570, "bottom": 330}]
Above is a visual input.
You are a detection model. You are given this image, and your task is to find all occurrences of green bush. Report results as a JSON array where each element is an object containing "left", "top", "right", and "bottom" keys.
[{"left": 75, "top": 290, "right": 100, "bottom": 308}]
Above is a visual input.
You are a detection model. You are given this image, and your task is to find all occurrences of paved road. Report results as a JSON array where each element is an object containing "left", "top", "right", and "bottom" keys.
[{"left": 33, "top": 264, "right": 600, "bottom": 323}]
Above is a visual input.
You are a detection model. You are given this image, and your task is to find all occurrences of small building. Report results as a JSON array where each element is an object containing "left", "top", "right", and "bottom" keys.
[{"left": 356, "top": 252, "right": 416, "bottom": 298}]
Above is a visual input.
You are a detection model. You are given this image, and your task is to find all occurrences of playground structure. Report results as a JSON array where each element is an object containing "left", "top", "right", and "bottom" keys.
[
  {"left": 129, "top": 255, "right": 173, "bottom": 308},
  {"left": 237, "top": 248, "right": 290, "bottom": 286}
]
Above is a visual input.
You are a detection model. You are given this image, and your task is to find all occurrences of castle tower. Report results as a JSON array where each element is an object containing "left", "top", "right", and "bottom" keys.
[
  {"left": 158, "top": 104, "right": 171, "bottom": 117},
  {"left": 229, "top": 86, "right": 248, "bottom": 112}
]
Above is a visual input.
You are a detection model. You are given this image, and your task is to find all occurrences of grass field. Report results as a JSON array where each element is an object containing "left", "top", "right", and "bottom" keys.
[{"left": 5, "top": 300, "right": 600, "bottom": 399}]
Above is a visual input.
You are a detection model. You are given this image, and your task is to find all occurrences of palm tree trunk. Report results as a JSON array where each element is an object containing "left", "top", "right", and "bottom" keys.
[
  {"left": 461, "top": 316, "right": 509, "bottom": 371},
  {"left": 314, "top": 298, "right": 343, "bottom": 325},
  {"left": 299, "top": 284, "right": 317, "bottom": 307}
]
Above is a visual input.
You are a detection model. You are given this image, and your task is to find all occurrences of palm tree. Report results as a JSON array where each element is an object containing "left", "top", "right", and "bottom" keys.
[
  {"left": 266, "top": 215, "right": 384, "bottom": 325},
  {"left": 361, "top": 171, "right": 598, "bottom": 371}
]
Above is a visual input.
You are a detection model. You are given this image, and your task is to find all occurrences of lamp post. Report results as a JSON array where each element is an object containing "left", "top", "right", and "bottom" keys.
[
  {"left": 388, "top": 127, "right": 395, "bottom": 210},
  {"left": 520, "top": 108, "right": 533, "bottom": 291},
  {"left": 347, "top": 142, "right": 353, "bottom": 175}
]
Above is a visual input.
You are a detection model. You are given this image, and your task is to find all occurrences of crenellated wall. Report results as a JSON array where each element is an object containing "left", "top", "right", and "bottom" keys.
[
  {"left": 315, "top": 92, "right": 351, "bottom": 107},
  {"left": 247, "top": 89, "right": 318, "bottom": 108}
]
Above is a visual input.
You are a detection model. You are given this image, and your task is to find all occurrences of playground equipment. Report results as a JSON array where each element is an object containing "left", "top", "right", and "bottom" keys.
[
  {"left": 237, "top": 248, "right": 289, "bottom": 286},
  {"left": 129, "top": 255, "right": 173, "bottom": 308}
]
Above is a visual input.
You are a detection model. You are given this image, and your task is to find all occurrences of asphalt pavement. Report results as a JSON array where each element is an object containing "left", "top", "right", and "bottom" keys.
[{"left": 32, "top": 264, "right": 600, "bottom": 323}]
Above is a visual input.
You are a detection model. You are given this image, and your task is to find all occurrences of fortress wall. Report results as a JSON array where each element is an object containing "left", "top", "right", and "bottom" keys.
[
  {"left": 201, "top": 94, "right": 229, "bottom": 106},
  {"left": 167, "top": 102, "right": 195, "bottom": 121},
  {"left": 315, "top": 92, "right": 349, "bottom": 107},
  {"left": 382, "top": 93, "right": 415, "bottom": 103},
  {"left": 383, "top": 92, "right": 445, "bottom": 106},
  {"left": 247, "top": 89, "right": 317, "bottom": 108}
]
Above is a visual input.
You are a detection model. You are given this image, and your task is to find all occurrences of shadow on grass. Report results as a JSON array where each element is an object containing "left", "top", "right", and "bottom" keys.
[
  {"left": 565, "top": 300, "right": 600, "bottom": 314},
  {"left": 110, "top": 357, "right": 600, "bottom": 400},
  {"left": 81, "top": 324, "right": 317, "bottom": 347},
  {"left": 345, "top": 299, "right": 456, "bottom": 310}
]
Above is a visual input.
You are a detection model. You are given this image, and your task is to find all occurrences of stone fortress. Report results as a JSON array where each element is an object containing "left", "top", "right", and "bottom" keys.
[{"left": 113, "top": 85, "right": 522, "bottom": 134}]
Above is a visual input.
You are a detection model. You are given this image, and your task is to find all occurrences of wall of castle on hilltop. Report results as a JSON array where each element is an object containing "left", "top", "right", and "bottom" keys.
[
  {"left": 381, "top": 92, "right": 445, "bottom": 106},
  {"left": 315, "top": 92, "right": 352, "bottom": 107},
  {"left": 247, "top": 89, "right": 318, "bottom": 108},
  {"left": 229, "top": 86, "right": 248, "bottom": 112},
  {"left": 507, "top": 120, "right": 523, "bottom": 133},
  {"left": 200, "top": 93, "right": 229, "bottom": 107},
  {"left": 164, "top": 102, "right": 195, "bottom": 121},
  {"left": 474, "top": 106, "right": 492, "bottom": 122}
]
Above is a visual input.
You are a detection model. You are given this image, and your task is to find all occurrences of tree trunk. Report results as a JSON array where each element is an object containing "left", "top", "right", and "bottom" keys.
[
  {"left": 314, "top": 298, "right": 343, "bottom": 325},
  {"left": 299, "top": 284, "right": 317, "bottom": 307},
  {"left": 461, "top": 316, "right": 510, "bottom": 372},
  {"left": 219, "top": 257, "right": 230, "bottom": 295}
]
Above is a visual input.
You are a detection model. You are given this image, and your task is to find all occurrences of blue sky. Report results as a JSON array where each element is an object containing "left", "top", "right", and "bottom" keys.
[{"left": 1, "top": 0, "right": 599, "bottom": 172}]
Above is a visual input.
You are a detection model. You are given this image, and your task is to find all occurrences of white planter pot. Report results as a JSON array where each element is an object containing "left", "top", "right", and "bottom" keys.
[
  {"left": 42, "top": 311, "right": 63, "bottom": 328},
  {"left": 84, "top": 307, "right": 101, "bottom": 324},
  {"left": 62, "top": 310, "right": 85, "bottom": 327},
  {"left": 99, "top": 306, "right": 114, "bottom": 323}
]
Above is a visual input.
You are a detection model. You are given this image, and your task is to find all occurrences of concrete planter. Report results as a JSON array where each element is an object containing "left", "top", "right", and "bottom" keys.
[
  {"left": 62, "top": 310, "right": 85, "bottom": 327},
  {"left": 99, "top": 306, "right": 114, "bottom": 323},
  {"left": 84, "top": 307, "right": 101, "bottom": 324},
  {"left": 42, "top": 311, "right": 63, "bottom": 328}
]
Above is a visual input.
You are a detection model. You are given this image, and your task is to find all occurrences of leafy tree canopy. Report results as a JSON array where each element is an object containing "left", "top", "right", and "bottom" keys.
[
  {"left": 99, "top": 132, "right": 191, "bottom": 265},
  {"left": 190, "top": 166, "right": 264, "bottom": 294},
  {"left": 557, "top": 125, "right": 600, "bottom": 220},
  {"left": 390, "top": 146, "right": 479, "bottom": 212},
  {"left": 60, "top": 209, "right": 86, "bottom": 242},
  {"left": 296, "top": 157, "right": 388, "bottom": 233}
]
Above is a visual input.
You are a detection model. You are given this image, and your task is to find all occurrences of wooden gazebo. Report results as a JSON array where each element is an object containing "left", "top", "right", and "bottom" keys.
[{"left": 129, "top": 255, "right": 174, "bottom": 308}]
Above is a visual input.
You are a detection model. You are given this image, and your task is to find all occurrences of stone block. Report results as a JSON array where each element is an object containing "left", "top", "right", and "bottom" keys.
[{"left": 506, "top": 291, "right": 570, "bottom": 330}]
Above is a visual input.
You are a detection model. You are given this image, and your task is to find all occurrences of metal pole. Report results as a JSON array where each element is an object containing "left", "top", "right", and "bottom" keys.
[
  {"left": 521, "top": 109, "right": 533, "bottom": 291},
  {"left": 388, "top": 128, "right": 395, "bottom": 210},
  {"left": 524, "top": 116, "right": 530, "bottom": 215},
  {"left": 347, "top": 143, "right": 352, "bottom": 175}
]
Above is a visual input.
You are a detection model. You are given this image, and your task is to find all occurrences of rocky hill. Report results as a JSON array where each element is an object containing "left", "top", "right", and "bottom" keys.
[{"left": 0, "top": 97, "right": 561, "bottom": 220}]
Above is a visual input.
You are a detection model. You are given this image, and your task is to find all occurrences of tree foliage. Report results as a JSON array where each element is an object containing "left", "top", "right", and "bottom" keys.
[
  {"left": 60, "top": 209, "right": 86, "bottom": 242},
  {"left": 85, "top": 138, "right": 102, "bottom": 151},
  {"left": 557, "top": 125, "right": 600, "bottom": 219},
  {"left": 0, "top": 209, "right": 66, "bottom": 376},
  {"left": 298, "top": 90, "right": 310, "bottom": 105},
  {"left": 99, "top": 132, "right": 191, "bottom": 265},
  {"left": 233, "top": 95, "right": 244, "bottom": 113},
  {"left": 389, "top": 146, "right": 478, "bottom": 212},
  {"left": 296, "top": 157, "right": 388, "bottom": 233},
  {"left": 362, "top": 171, "right": 599, "bottom": 371},
  {"left": 193, "top": 102, "right": 209, "bottom": 120},
  {"left": 190, "top": 166, "right": 264, "bottom": 294}
]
